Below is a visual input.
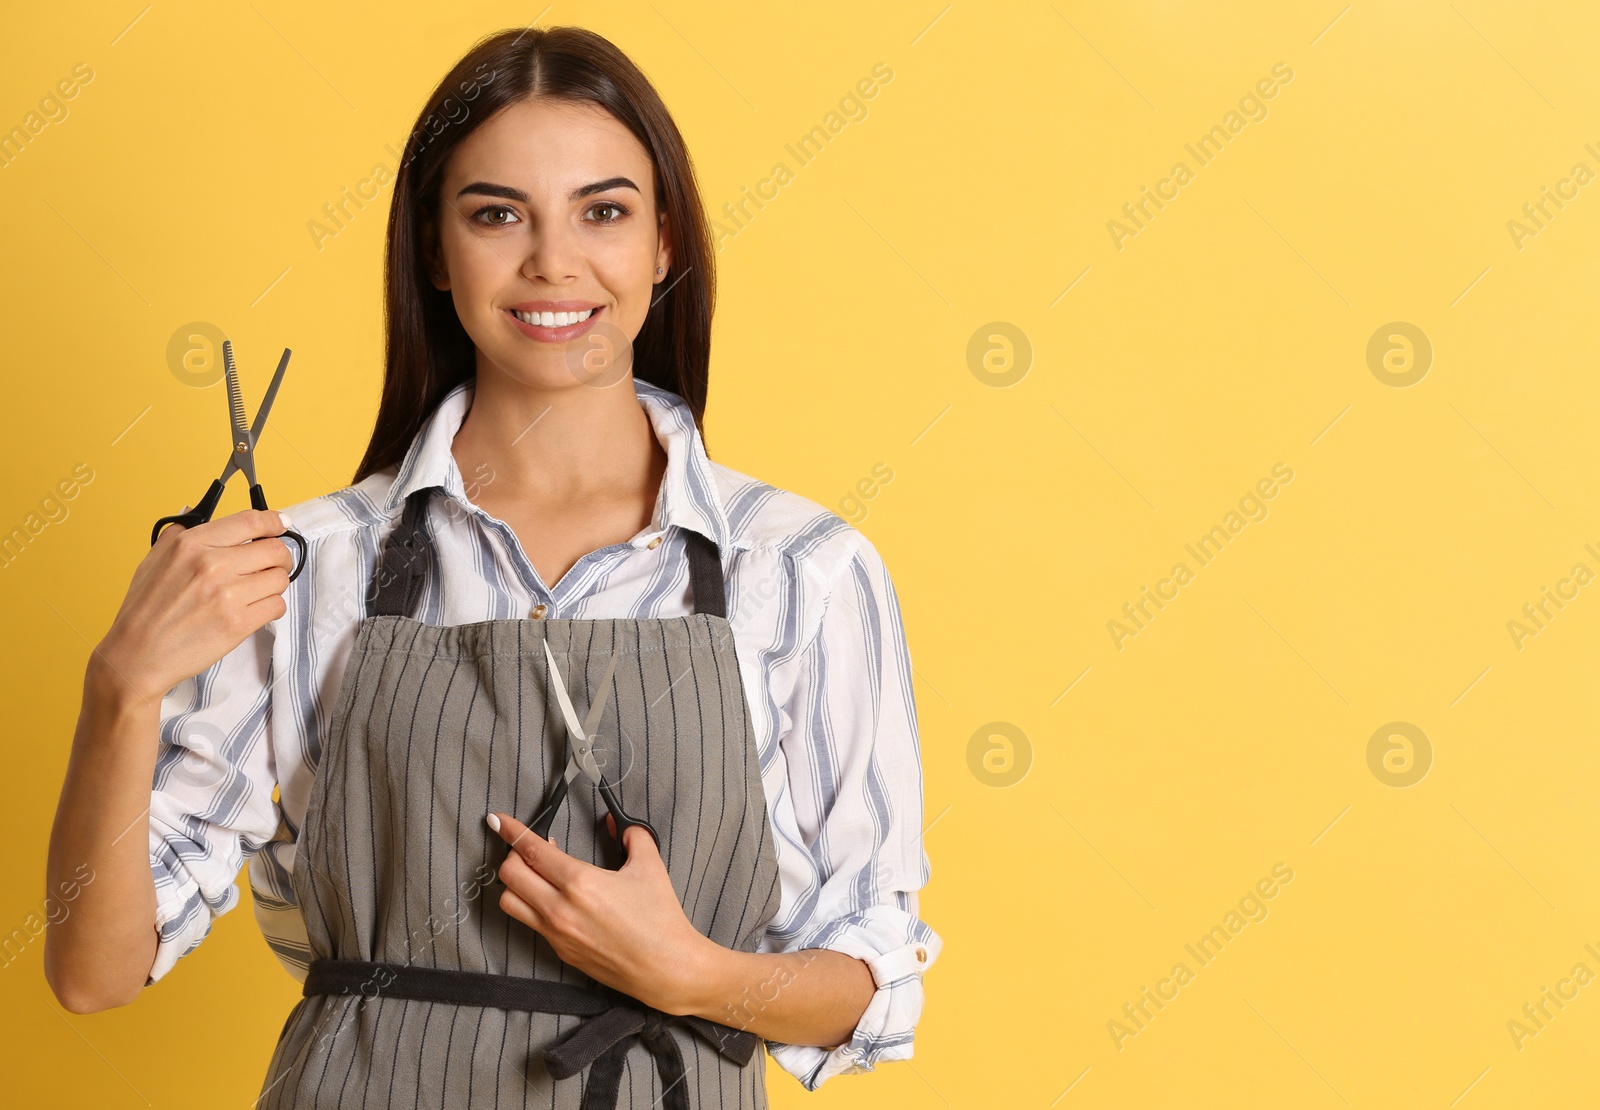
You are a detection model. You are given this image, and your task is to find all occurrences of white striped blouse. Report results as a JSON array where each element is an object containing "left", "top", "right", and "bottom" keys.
[{"left": 146, "top": 375, "right": 941, "bottom": 1090}]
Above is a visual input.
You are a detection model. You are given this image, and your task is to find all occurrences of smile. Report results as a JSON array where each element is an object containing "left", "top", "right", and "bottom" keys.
[
  {"left": 512, "top": 307, "right": 598, "bottom": 327},
  {"left": 504, "top": 305, "right": 605, "bottom": 343}
]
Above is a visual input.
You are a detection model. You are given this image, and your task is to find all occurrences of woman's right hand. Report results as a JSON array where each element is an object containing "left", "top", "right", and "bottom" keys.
[{"left": 94, "top": 508, "right": 297, "bottom": 706}]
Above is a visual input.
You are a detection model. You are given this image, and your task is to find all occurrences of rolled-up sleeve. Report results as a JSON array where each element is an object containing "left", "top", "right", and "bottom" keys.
[
  {"left": 759, "top": 529, "right": 942, "bottom": 1090},
  {"left": 146, "top": 623, "right": 281, "bottom": 986}
]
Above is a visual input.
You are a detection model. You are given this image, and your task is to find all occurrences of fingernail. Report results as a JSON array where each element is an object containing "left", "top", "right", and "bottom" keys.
[
  {"left": 279, "top": 511, "right": 293, "bottom": 530},
  {"left": 485, "top": 812, "right": 501, "bottom": 832}
]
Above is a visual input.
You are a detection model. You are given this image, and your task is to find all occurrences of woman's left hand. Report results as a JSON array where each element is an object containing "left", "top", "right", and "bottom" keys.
[{"left": 486, "top": 810, "right": 711, "bottom": 1014}]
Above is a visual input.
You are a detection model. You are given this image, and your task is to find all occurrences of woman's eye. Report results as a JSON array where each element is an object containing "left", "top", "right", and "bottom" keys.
[
  {"left": 469, "top": 202, "right": 628, "bottom": 226},
  {"left": 472, "top": 205, "right": 518, "bottom": 226}
]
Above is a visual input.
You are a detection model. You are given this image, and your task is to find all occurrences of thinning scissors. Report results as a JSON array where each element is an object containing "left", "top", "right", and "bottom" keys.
[
  {"left": 150, "top": 340, "right": 307, "bottom": 581},
  {"left": 532, "top": 641, "right": 660, "bottom": 862}
]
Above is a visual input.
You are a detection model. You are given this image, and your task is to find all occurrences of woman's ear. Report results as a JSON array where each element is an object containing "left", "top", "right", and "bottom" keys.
[
  {"left": 422, "top": 217, "right": 448, "bottom": 290},
  {"left": 655, "top": 211, "right": 673, "bottom": 282}
]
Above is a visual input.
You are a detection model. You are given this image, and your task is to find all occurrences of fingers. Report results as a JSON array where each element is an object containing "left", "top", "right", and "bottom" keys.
[
  {"left": 499, "top": 851, "right": 559, "bottom": 917},
  {"left": 497, "top": 884, "right": 547, "bottom": 934},
  {"left": 230, "top": 531, "right": 298, "bottom": 575},
  {"left": 487, "top": 813, "right": 567, "bottom": 938},
  {"left": 240, "top": 590, "right": 292, "bottom": 627},
  {"left": 488, "top": 811, "right": 575, "bottom": 890},
  {"left": 168, "top": 510, "right": 298, "bottom": 579},
  {"left": 489, "top": 810, "right": 549, "bottom": 858},
  {"left": 180, "top": 537, "right": 296, "bottom": 610},
  {"left": 195, "top": 508, "right": 296, "bottom": 549}
]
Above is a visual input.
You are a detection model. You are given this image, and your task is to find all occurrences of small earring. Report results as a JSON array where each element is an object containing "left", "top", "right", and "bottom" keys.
[{"left": 656, "top": 267, "right": 664, "bottom": 274}]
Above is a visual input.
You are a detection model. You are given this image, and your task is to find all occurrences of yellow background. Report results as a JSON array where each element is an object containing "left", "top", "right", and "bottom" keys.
[{"left": 4, "top": 0, "right": 1598, "bottom": 1105}]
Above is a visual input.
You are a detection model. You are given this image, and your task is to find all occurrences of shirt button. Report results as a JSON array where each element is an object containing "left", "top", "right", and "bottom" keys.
[
  {"left": 914, "top": 946, "right": 927, "bottom": 963},
  {"left": 647, "top": 536, "right": 662, "bottom": 550},
  {"left": 529, "top": 604, "right": 548, "bottom": 619}
]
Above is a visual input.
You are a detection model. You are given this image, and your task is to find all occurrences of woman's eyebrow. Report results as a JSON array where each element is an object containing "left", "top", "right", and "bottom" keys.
[{"left": 455, "top": 177, "right": 641, "bottom": 202}]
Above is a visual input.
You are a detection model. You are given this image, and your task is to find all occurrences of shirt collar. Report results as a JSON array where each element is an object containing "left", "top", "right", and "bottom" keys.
[{"left": 381, "top": 376, "right": 738, "bottom": 553}]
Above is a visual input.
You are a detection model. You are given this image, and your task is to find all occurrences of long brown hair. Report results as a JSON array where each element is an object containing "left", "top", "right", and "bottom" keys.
[{"left": 352, "top": 25, "right": 716, "bottom": 485}]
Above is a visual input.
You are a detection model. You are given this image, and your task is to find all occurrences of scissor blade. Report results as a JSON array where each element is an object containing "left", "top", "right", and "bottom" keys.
[
  {"left": 543, "top": 641, "right": 617, "bottom": 788},
  {"left": 572, "top": 743, "right": 606, "bottom": 787},
  {"left": 223, "top": 341, "right": 250, "bottom": 447},
  {"left": 560, "top": 751, "right": 585, "bottom": 786},
  {"left": 583, "top": 645, "right": 622, "bottom": 735},
  {"left": 541, "top": 640, "right": 590, "bottom": 746},
  {"left": 250, "top": 347, "right": 293, "bottom": 442}
]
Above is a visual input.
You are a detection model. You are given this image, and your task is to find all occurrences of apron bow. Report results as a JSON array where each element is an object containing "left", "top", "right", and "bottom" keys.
[{"left": 538, "top": 995, "right": 760, "bottom": 1110}]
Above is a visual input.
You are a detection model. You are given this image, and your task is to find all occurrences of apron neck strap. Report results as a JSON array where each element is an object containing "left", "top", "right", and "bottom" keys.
[
  {"left": 681, "top": 528, "right": 726, "bottom": 618},
  {"left": 370, "top": 486, "right": 436, "bottom": 618},
  {"left": 370, "top": 486, "right": 727, "bottom": 620}
]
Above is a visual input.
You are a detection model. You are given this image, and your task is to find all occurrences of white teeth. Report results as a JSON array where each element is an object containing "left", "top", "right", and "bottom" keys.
[{"left": 513, "top": 308, "right": 596, "bottom": 327}]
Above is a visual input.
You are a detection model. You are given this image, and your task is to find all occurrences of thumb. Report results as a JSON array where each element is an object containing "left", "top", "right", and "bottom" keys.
[
  {"left": 605, "top": 812, "right": 660, "bottom": 863},
  {"left": 604, "top": 818, "right": 656, "bottom": 863},
  {"left": 619, "top": 822, "right": 660, "bottom": 866}
]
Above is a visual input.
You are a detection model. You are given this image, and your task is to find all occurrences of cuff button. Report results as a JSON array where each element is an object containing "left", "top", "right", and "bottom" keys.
[{"left": 915, "top": 945, "right": 927, "bottom": 963}]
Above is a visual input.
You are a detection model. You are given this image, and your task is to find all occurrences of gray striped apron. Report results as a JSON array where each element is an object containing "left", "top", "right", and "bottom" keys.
[{"left": 257, "top": 485, "right": 783, "bottom": 1109}]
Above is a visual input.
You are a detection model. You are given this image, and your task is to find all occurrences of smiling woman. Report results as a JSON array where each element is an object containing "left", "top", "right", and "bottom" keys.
[
  {"left": 44, "top": 21, "right": 940, "bottom": 1110},
  {"left": 362, "top": 28, "right": 719, "bottom": 486}
]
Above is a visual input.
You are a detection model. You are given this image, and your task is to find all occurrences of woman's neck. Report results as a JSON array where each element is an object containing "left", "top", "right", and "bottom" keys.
[
  {"left": 450, "top": 364, "right": 664, "bottom": 508},
  {"left": 449, "top": 364, "right": 670, "bottom": 589}
]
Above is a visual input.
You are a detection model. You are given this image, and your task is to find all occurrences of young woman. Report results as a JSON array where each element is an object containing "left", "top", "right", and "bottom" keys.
[{"left": 45, "top": 25, "right": 939, "bottom": 1108}]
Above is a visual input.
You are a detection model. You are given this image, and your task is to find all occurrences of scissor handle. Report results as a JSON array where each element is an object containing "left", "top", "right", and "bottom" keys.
[
  {"left": 529, "top": 775, "right": 570, "bottom": 840},
  {"left": 597, "top": 779, "right": 660, "bottom": 861},
  {"left": 277, "top": 528, "right": 309, "bottom": 582},
  {"left": 152, "top": 478, "right": 226, "bottom": 545},
  {"left": 150, "top": 479, "right": 306, "bottom": 583},
  {"left": 248, "top": 483, "right": 308, "bottom": 582}
]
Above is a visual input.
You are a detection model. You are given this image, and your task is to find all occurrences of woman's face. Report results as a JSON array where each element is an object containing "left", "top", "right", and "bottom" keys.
[{"left": 426, "top": 96, "right": 671, "bottom": 387}]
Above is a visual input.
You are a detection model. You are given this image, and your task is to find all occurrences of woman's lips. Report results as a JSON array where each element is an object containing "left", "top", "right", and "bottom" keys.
[{"left": 505, "top": 305, "right": 604, "bottom": 343}]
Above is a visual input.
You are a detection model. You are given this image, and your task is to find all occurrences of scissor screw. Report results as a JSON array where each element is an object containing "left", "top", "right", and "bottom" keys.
[{"left": 235, "top": 442, "right": 248, "bottom": 454}]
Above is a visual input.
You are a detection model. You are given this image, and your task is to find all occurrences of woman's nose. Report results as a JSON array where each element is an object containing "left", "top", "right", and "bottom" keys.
[{"left": 518, "top": 220, "right": 584, "bottom": 283}]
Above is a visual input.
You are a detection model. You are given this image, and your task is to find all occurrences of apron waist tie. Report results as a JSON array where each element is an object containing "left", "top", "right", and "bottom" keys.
[{"left": 303, "top": 958, "right": 760, "bottom": 1110}]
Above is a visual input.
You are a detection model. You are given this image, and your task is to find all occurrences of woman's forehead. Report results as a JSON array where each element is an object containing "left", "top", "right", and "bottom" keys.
[{"left": 446, "top": 98, "right": 652, "bottom": 190}]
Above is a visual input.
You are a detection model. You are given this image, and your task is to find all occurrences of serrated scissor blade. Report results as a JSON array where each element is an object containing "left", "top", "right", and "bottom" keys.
[{"left": 223, "top": 340, "right": 249, "bottom": 447}]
